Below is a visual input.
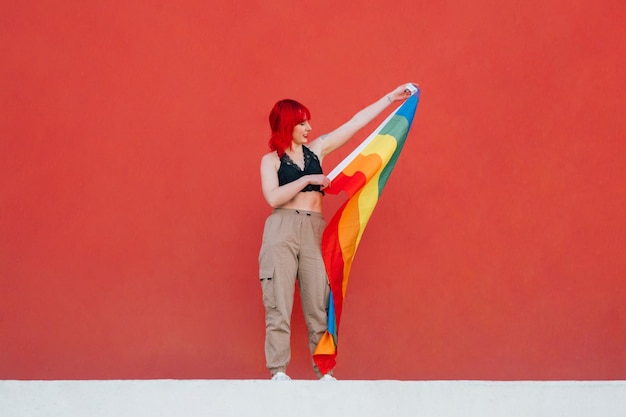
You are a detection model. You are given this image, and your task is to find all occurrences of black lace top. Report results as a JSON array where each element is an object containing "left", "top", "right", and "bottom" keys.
[{"left": 277, "top": 146, "right": 324, "bottom": 194}]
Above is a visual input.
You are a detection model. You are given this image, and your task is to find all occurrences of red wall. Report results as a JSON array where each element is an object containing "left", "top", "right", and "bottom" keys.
[{"left": 1, "top": 1, "right": 625, "bottom": 380}]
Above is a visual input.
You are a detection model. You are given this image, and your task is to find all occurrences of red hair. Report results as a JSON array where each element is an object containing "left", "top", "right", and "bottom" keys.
[{"left": 268, "top": 99, "right": 311, "bottom": 157}]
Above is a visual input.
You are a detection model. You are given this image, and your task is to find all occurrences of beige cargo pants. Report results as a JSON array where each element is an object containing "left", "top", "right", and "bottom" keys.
[{"left": 259, "top": 208, "right": 330, "bottom": 377}]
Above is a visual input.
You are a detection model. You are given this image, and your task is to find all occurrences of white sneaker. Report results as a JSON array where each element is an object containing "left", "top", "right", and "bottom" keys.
[
  {"left": 271, "top": 372, "right": 291, "bottom": 381},
  {"left": 320, "top": 373, "right": 336, "bottom": 381}
]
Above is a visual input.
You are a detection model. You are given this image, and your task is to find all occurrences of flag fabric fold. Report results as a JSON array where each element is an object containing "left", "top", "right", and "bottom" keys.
[{"left": 313, "top": 90, "right": 420, "bottom": 375}]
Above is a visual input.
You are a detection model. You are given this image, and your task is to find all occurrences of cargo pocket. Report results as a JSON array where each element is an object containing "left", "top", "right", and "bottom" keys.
[{"left": 260, "top": 269, "right": 276, "bottom": 309}]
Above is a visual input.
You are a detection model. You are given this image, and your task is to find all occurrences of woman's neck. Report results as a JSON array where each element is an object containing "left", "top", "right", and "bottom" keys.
[{"left": 289, "top": 143, "right": 304, "bottom": 153}]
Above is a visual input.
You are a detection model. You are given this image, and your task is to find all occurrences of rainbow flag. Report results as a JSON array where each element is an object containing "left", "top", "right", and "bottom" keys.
[{"left": 313, "top": 90, "right": 420, "bottom": 375}]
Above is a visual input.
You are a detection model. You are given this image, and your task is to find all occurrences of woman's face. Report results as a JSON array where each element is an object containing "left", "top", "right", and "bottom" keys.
[{"left": 291, "top": 120, "right": 312, "bottom": 144}]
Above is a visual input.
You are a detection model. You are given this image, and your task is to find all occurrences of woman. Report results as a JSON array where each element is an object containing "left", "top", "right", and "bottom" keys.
[{"left": 259, "top": 83, "right": 416, "bottom": 380}]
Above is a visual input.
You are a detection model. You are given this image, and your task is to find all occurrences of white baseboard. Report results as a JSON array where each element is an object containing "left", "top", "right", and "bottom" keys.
[{"left": 2, "top": 380, "right": 626, "bottom": 417}]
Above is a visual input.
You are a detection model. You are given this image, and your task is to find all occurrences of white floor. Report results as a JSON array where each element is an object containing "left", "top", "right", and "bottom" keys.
[{"left": 2, "top": 380, "right": 626, "bottom": 417}]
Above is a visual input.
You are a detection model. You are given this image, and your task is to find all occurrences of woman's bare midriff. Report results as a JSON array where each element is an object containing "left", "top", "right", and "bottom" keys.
[{"left": 276, "top": 190, "right": 324, "bottom": 213}]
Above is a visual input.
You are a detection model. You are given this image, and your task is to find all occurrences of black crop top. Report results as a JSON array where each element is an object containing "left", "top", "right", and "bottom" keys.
[{"left": 278, "top": 146, "right": 325, "bottom": 194}]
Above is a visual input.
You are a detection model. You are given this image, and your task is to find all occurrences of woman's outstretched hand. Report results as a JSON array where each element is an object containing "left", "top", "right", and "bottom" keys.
[{"left": 388, "top": 83, "right": 419, "bottom": 103}]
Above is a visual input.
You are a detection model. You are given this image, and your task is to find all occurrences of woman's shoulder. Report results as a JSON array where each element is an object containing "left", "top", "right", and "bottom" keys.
[
  {"left": 262, "top": 150, "right": 279, "bottom": 160},
  {"left": 305, "top": 137, "right": 325, "bottom": 160},
  {"left": 261, "top": 151, "right": 280, "bottom": 169}
]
